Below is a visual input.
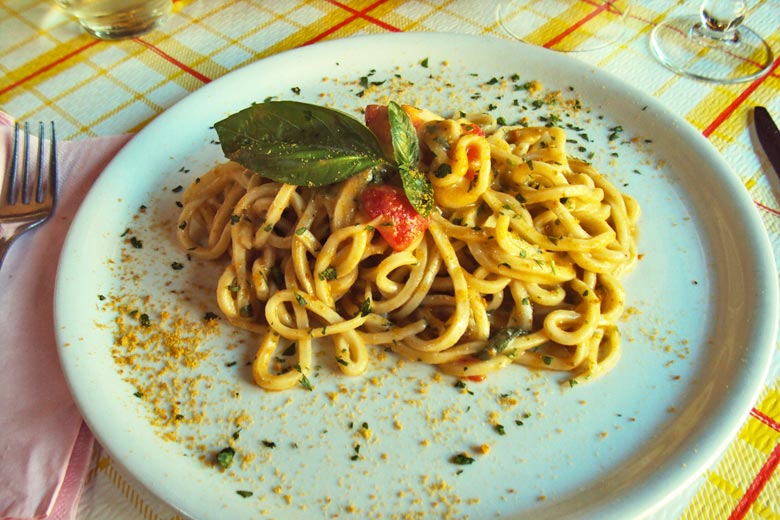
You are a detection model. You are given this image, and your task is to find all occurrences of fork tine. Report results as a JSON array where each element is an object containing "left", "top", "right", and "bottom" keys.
[
  {"left": 46, "top": 121, "right": 57, "bottom": 206},
  {"left": 2, "top": 122, "right": 20, "bottom": 205},
  {"left": 21, "top": 122, "right": 30, "bottom": 204},
  {"left": 35, "top": 121, "right": 44, "bottom": 204}
]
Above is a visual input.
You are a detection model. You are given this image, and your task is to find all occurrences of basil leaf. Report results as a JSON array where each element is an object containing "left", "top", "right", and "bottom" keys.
[
  {"left": 387, "top": 101, "right": 419, "bottom": 169},
  {"left": 475, "top": 327, "right": 530, "bottom": 360},
  {"left": 387, "top": 102, "right": 434, "bottom": 218},
  {"left": 398, "top": 166, "right": 434, "bottom": 218},
  {"left": 214, "top": 101, "right": 389, "bottom": 187}
]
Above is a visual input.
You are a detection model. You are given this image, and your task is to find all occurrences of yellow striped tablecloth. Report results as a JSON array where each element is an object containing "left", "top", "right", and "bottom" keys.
[{"left": 1, "top": 1, "right": 778, "bottom": 518}]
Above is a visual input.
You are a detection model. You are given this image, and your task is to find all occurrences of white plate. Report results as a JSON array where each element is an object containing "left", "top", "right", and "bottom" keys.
[{"left": 55, "top": 33, "right": 778, "bottom": 519}]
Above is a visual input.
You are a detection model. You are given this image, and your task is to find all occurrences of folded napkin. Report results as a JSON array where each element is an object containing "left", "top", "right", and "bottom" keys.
[{"left": 0, "top": 112, "right": 132, "bottom": 520}]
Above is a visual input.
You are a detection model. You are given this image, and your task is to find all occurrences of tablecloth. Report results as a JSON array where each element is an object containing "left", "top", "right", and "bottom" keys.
[{"left": 1, "top": 1, "right": 778, "bottom": 518}]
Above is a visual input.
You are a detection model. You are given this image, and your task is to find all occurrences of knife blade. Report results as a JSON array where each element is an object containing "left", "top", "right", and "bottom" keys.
[{"left": 754, "top": 106, "right": 780, "bottom": 179}]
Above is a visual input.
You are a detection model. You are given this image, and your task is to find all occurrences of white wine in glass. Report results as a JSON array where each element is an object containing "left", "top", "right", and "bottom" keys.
[
  {"left": 497, "top": 0, "right": 630, "bottom": 52},
  {"left": 650, "top": 0, "right": 774, "bottom": 83}
]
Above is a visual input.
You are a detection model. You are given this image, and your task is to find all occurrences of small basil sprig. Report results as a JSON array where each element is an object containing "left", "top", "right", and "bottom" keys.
[
  {"left": 214, "top": 101, "right": 389, "bottom": 187},
  {"left": 387, "top": 101, "right": 434, "bottom": 217},
  {"left": 213, "top": 100, "right": 434, "bottom": 217}
]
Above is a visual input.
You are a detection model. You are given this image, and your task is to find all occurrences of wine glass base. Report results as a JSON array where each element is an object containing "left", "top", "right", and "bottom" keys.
[
  {"left": 650, "top": 15, "right": 774, "bottom": 83},
  {"left": 497, "top": 0, "right": 629, "bottom": 53}
]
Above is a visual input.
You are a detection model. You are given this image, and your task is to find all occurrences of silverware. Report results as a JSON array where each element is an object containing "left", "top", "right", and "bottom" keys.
[
  {"left": 754, "top": 106, "right": 780, "bottom": 179},
  {"left": 0, "top": 121, "right": 57, "bottom": 270}
]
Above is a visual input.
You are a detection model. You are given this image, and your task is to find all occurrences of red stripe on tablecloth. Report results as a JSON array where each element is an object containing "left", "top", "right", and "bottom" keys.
[
  {"left": 306, "top": 0, "right": 396, "bottom": 45},
  {"left": 755, "top": 200, "right": 780, "bottom": 217},
  {"left": 750, "top": 407, "right": 780, "bottom": 432},
  {"left": 133, "top": 38, "right": 211, "bottom": 84},
  {"left": 0, "top": 39, "right": 101, "bottom": 97},
  {"left": 701, "top": 55, "right": 780, "bottom": 138},
  {"left": 325, "top": 0, "right": 401, "bottom": 32},
  {"left": 543, "top": 0, "right": 617, "bottom": 49},
  {"left": 728, "top": 442, "right": 780, "bottom": 520}
]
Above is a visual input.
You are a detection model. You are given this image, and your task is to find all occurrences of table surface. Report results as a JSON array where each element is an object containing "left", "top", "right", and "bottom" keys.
[{"left": 2, "top": 1, "right": 779, "bottom": 519}]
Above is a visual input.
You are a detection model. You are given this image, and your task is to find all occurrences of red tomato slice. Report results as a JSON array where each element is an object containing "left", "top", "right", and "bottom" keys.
[
  {"left": 365, "top": 105, "right": 393, "bottom": 157},
  {"left": 361, "top": 185, "right": 430, "bottom": 251},
  {"left": 461, "top": 123, "right": 485, "bottom": 136}
]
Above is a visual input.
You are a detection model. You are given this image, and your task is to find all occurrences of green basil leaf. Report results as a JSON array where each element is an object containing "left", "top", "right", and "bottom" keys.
[
  {"left": 399, "top": 165, "right": 434, "bottom": 218},
  {"left": 387, "top": 102, "right": 434, "bottom": 218},
  {"left": 214, "top": 101, "right": 389, "bottom": 187},
  {"left": 387, "top": 101, "right": 419, "bottom": 170}
]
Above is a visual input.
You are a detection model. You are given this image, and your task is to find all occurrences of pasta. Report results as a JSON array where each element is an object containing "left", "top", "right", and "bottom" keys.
[{"left": 177, "top": 104, "right": 640, "bottom": 391}]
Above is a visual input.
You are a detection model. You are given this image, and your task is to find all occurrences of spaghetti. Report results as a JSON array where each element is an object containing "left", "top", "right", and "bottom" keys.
[{"left": 177, "top": 104, "right": 640, "bottom": 391}]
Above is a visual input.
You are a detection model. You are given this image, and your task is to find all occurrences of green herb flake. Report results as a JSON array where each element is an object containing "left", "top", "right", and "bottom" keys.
[
  {"left": 236, "top": 490, "right": 253, "bottom": 498},
  {"left": 318, "top": 266, "right": 337, "bottom": 281},
  {"left": 435, "top": 163, "right": 452, "bottom": 178},
  {"left": 450, "top": 453, "right": 475, "bottom": 465},
  {"left": 216, "top": 447, "right": 235, "bottom": 469},
  {"left": 476, "top": 327, "right": 530, "bottom": 360},
  {"left": 295, "top": 364, "right": 313, "bottom": 391},
  {"left": 358, "top": 298, "right": 372, "bottom": 317}
]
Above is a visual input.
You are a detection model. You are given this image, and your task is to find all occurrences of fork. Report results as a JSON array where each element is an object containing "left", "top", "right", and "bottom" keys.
[{"left": 0, "top": 121, "right": 57, "bottom": 270}]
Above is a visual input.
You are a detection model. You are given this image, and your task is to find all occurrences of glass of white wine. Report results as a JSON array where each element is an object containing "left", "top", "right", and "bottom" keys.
[
  {"left": 496, "top": 0, "right": 630, "bottom": 52},
  {"left": 53, "top": 0, "right": 171, "bottom": 40},
  {"left": 650, "top": 0, "right": 774, "bottom": 83}
]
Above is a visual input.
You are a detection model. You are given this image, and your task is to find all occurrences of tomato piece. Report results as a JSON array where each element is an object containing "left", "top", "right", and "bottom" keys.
[
  {"left": 466, "top": 375, "right": 487, "bottom": 383},
  {"left": 461, "top": 123, "right": 485, "bottom": 136},
  {"left": 361, "top": 185, "right": 430, "bottom": 251},
  {"left": 464, "top": 144, "right": 482, "bottom": 181},
  {"left": 365, "top": 105, "right": 393, "bottom": 157}
]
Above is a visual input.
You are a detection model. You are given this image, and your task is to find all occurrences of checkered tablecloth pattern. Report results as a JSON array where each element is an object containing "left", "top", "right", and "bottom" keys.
[{"left": 2, "top": 1, "right": 779, "bottom": 518}]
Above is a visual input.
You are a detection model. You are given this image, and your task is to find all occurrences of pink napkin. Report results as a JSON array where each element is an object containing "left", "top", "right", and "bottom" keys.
[{"left": 0, "top": 112, "right": 132, "bottom": 520}]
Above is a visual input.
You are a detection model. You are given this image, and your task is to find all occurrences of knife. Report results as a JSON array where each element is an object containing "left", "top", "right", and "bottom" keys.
[{"left": 754, "top": 106, "right": 780, "bottom": 179}]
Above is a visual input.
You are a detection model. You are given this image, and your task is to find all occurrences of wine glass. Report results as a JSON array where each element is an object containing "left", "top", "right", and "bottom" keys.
[
  {"left": 496, "top": 0, "right": 630, "bottom": 53},
  {"left": 650, "top": 0, "right": 774, "bottom": 83}
]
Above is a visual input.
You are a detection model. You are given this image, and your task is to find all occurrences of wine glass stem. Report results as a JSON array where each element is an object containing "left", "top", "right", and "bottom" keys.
[{"left": 698, "top": 0, "right": 746, "bottom": 41}]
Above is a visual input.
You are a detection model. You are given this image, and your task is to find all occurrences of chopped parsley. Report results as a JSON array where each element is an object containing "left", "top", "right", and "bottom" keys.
[
  {"left": 319, "top": 266, "right": 337, "bottom": 281},
  {"left": 450, "top": 453, "right": 475, "bottom": 465},
  {"left": 216, "top": 447, "right": 235, "bottom": 469}
]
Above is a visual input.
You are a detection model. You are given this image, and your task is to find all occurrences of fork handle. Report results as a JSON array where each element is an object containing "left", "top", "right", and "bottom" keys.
[
  {"left": 0, "top": 235, "right": 15, "bottom": 271},
  {"left": 0, "top": 223, "right": 32, "bottom": 272}
]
